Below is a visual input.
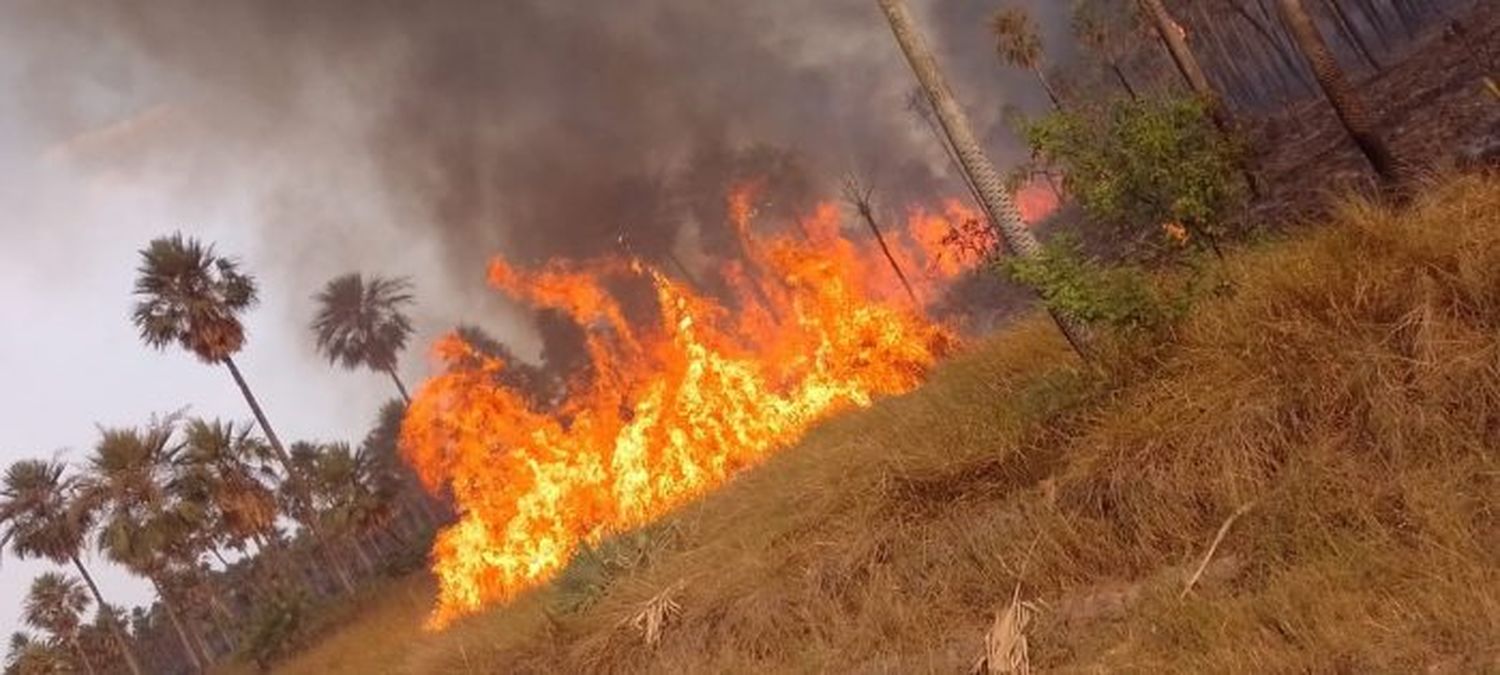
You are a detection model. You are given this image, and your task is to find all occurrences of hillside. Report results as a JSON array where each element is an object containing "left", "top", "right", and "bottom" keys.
[{"left": 242, "top": 174, "right": 1500, "bottom": 673}]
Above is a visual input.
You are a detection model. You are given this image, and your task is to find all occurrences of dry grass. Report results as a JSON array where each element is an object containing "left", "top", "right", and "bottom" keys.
[{"left": 258, "top": 175, "right": 1500, "bottom": 674}]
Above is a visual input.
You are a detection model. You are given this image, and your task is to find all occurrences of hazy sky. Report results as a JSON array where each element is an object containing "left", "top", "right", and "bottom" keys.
[
  {"left": 0, "top": 0, "right": 1072, "bottom": 640},
  {"left": 0, "top": 42, "right": 530, "bottom": 640},
  {"left": 0, "top": 92, "right": 474, "bottom": 638}
]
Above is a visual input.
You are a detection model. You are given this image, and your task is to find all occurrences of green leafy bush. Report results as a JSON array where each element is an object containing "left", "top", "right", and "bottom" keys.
[
  {"left": 241, "top": 590, "right": 309, "bottom": 671},
  {"left": 1001, "top": 236, "right": 1199, "bottom": 337},
  {"left": 1024, "top": 96, "right": 1248, "bottom": 259}
]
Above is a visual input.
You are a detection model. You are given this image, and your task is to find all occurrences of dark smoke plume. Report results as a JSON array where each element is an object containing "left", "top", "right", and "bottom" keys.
[{"left": 3, "top": 0, "right": 1072, "bottom": 371}]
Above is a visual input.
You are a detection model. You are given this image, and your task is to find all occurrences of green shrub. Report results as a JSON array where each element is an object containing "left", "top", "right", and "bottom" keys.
[
  {"left": 241, "top": 590, "right": 309, "bottom": 671},
  {"left": 1001, "top": 236, "right": 1201, "bottom": 337},
  {"left": 1024, "top": 96, "right": 1248, "bottom": 259}
]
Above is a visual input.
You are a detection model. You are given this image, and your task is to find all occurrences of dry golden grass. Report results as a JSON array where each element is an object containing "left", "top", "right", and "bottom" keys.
[{"left": 258, "top": 175, "right": 1500, "bottom": 674}]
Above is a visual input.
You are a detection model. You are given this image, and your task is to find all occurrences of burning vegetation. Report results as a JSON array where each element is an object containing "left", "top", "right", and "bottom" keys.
[{"left": 396, "top": 185, "right": 1047, "bottom": 627}]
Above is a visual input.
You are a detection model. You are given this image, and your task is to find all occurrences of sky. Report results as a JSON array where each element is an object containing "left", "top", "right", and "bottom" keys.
[
  {"left": 0, "top": 0, "right": 1075, "bottom": 639},
  {"left": 0, "top": 91, "right": 483, "bottom": 638}
]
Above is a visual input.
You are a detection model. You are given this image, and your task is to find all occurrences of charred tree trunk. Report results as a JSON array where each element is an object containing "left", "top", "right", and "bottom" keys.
[
  {"left": 1326, "top": 0, "right": 1383, "bottom": 70},
  {"left": 853, "top": 194, "right": 920, "bottom": 308},
  {"left": 1110, "top": 62, "right": 1139, "bottom": 100},
  {"left": 1139, "top": 0, "right": 1262, "bottom": 195},
  {"left": 1277, "top": 0, "right": 1405, "bottom": 187}
]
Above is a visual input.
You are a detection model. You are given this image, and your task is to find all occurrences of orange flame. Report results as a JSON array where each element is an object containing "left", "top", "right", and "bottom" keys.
[{"left": 400, "top": 184, "right": 1032, "bottom": 628}]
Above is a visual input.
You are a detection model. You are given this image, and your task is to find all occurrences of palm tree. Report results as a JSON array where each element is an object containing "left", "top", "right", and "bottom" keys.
[
  {"left": 21, "top": 573, "right": 96, "bottom": 675},
  {"left": 310, "top": 274, "right": 417, "bottom": 404},
  {"left": 80, "top": 420, "right": 207, "bottom": 673},
  {"left": 0, "top": 460, "right": 144, "bottom": 675},
  {"left": 175, "top": 418, "right": 279, "bottom": 556},
  {"left": 362, "top": 398, "right": 442, "bottom": 533},
  {"left": 876, "top": 0, "right": 1093, "bottom": 359},
  {"left": 284, "top": 441, "right": 400, "bottom": 577},
  {"left": 1136, "top": 0, "right": 1263, "bottom": 195},
  {"left": 1136, "top": 0, "right": 1234, "bottom": 133},
  {"left": 1072, "top": 0, "right": 1139, "bottom": 100},
  {"left": 5, "top": 632, "right": 66, "bottom": 675},
  {"left": 989, "top": 6, "right": 1063, "bottom": 110},
  {"left": 1275, "top": 0, "right": 1403, "bottom": 187},
  {"left": 131, "top": 233, "right": 354, "bottom": 594}
]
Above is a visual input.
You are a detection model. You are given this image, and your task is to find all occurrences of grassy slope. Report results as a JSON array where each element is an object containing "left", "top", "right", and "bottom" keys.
[{"left": 262, "top": 176, "right": 1500, "bottom": 674}]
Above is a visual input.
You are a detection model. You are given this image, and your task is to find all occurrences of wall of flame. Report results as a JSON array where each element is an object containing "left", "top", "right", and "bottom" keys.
[{"left": 399, "top": 183, "right": 1053, "bottom": 628}]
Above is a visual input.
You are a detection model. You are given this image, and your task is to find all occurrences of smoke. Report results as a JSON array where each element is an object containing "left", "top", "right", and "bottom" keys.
[{"left": 1, "top": 0, "right": 1074, "bottom": 367}]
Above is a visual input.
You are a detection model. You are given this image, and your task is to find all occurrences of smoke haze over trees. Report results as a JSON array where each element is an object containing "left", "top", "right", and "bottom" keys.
[{"left": 2, "top": 0, "right": 1076, "bottom": 359}]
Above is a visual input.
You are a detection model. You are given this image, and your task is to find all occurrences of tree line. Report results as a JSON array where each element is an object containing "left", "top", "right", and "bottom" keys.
[{"left": 1, "top": 235, "right": 560, "bottom": 673}]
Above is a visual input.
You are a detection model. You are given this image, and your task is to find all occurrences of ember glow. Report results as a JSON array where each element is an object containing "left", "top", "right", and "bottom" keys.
[{"left": 400, "top": 186, "right": 1040, "bottom": 628}]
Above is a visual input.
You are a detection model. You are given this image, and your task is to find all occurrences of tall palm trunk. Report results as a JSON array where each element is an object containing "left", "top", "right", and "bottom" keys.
[
  {"left": 150, "top": 578, "right": 205, "bottom": 673},
  {"left": 1109, "top": 62, "right": 1139, "bottom": 100},
  {"left": 1276, "top": 0, "right": 1403, "bottom": 186},
  {"left": 1033, "top": 68, "right": 1064, "bottom": 111},
  {"left": 223, "top": 356, "right": 357, "bottom": 594},
  {"left": 1325, "top": 0, "right": 1381, "bottom": 71},
  {"left": 71, "top": 637, "right": 98, "bottom": 675},
  {"left": 70, "top": 555, "right": 144, "bottom": 675},
  {"left": 1139, "top": 0, "right": 1233, "bottom": 131},
  {"left": 876, "top": 0, "right": 1093, "bottom": 359},
  {"left": 346, "top": 538, "right": 373, "bottom": 575},
  {"left": 1139, "top": 0, "right": 1263, "bottom": 196},
  {"left": 386, "top": 368, "right": 412, "bottom": 405}
]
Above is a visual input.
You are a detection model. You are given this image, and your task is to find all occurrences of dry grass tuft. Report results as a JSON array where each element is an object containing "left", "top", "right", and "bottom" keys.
[
  {"left": 624, "top": 581, "right": 684, "bottom": 648},
  {"left": 970, "top": 590, "right": 1038, "bottom": 675},
  {"left": 250, "top": 174, "right": 1500, "bottom": 674}
]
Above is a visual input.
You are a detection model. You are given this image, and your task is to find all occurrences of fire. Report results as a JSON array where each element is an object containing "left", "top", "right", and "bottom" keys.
[
  {"left": 1014, "top": 177, "right": 1061, "bottom": 225},
  {"left": 400, "top": 184, "right": 1027, "bottom": 628}
]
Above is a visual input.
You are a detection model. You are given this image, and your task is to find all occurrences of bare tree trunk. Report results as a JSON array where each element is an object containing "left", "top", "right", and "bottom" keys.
[
  {"left": 877, "top": 0, "right": 1093, "bottom": 359},
  {"left": 151, "top": 578, "right": 205, "bottom": 673},
  {"left": 386, "top": 368, "right": 412, "bottom": 405},
  {"left": 1326, "top": 0, "right": 1382, "bottom": 70},
  {"left": 71, "top": 555, "right": 144, "bottom": 675},
  {"left": 1229, "top": 0, "right": 1315, "bottom": 96},
  {"left": 663, "top": 250, "right": 705, "bottom": 291},
  {"left": 1033, "top": 68, "right": 1064, "bottom": 111},
  {"left": 350, "top": 537, "right": 375, "bottom": 575},
  {"left": 224, "top": 356, "right": 358, "bottom": 595},
  {"left": 1276, "top": 0, "right": 1404, "bottom": 187},
  {"left": 205, "top": 588, "right": 240, "bottom": 651},
  {"left": 1110, "top": 62, "right": 1139, "bottom": 100},
  {"left": 1353, "top": 0, "right": 1396, "bottom": 48},
  {"left": 1141, "top": 0, "right": 1263, "bottom": 196},
  {"left": 854, "top": 197, "right": 920, "bottom": 308},
  {"left": 72, "top": 637, "right": 98, "bottom": 675},
  {"left": 1139, "top": 0, "right": 1234, "bottom": 131},
  {"left": 907, "top": 89, "right": 987, "bottom": 209}
]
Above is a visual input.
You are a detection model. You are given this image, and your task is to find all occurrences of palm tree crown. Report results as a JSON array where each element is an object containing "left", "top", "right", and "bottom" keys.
[
  {"left": 0, "top": 460, "right": 90, "bottom": 564},
  {"left": 0, "top": 461, "right": 144, "bottom": 675},
  {"left": 989, "top": 7, "right": 1042, "bottom": 70},
  {"left": 79, "top": 419, "right": 197, "bottom": 575},
  {"left": 311, "top": 274, "right": 414, "bottom": 374},
  {"left": 5, "top": 631, "right": 65, "bottom": 674},
  {"left": 131, "top": 233, "right": 258, "bottom": 364},
  {"left": 175, "top": 418, "right": 279, "bottom": 552},
  {"left": 22, "top": 573, "right": 91, "bottom": 643}
]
